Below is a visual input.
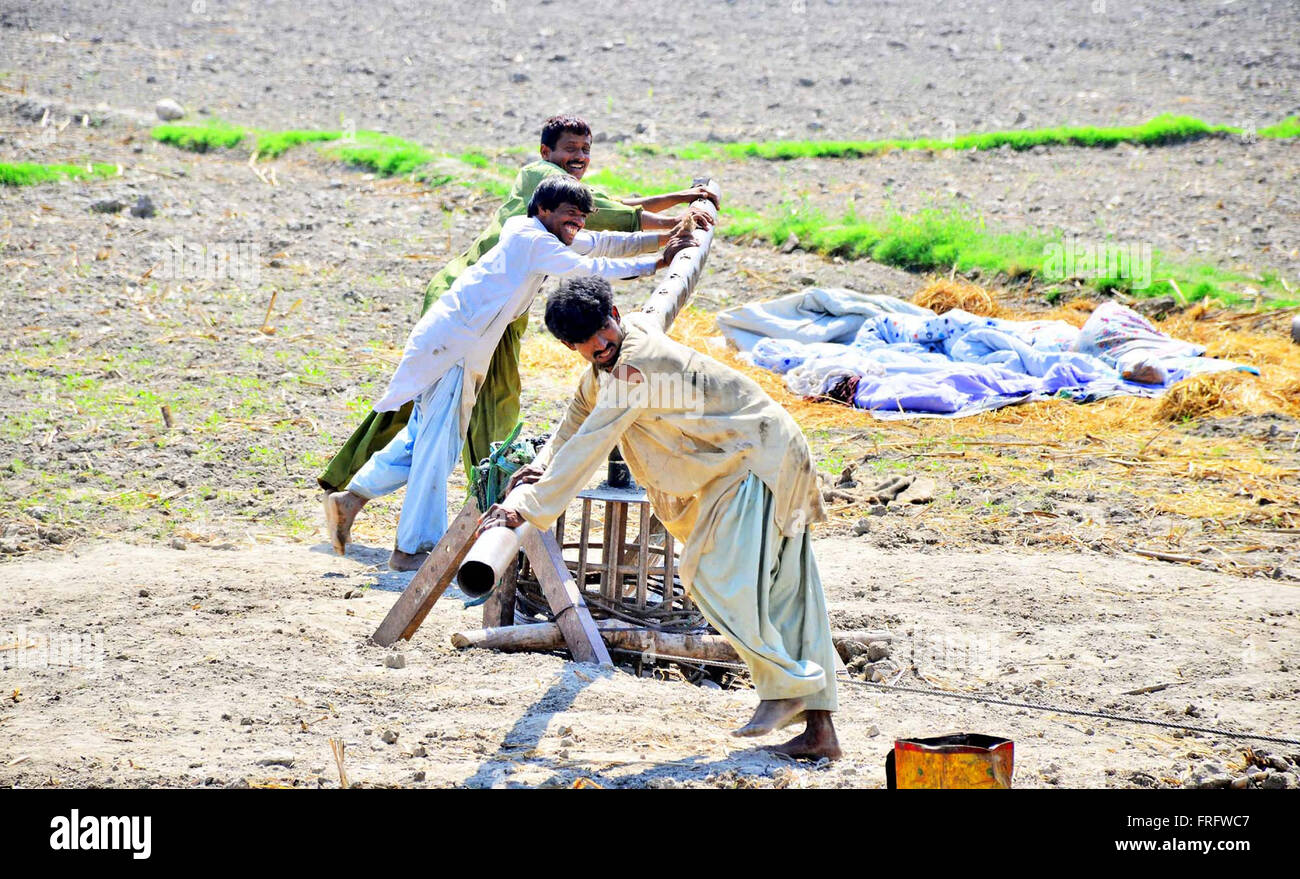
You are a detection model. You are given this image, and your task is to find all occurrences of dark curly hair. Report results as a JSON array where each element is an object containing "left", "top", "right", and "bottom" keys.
[
  {"left": 540, "top": 114, "right": 592, "bottom": 149},
  {"left": 527, "top": 174, "right": 594, "bottom": 218},
  {"left": 545, "top": 276, "right": 614, "bottom": 344}
]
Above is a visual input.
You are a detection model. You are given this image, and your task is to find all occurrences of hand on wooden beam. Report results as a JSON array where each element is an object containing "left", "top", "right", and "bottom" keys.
[{"left": 642, "top": 178, "right": 720, "bottom": 332}]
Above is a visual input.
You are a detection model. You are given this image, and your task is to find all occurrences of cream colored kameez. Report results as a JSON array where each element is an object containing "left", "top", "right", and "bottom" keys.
[{"left": 512, "top": 313, "right": 837, "bottom": 709}]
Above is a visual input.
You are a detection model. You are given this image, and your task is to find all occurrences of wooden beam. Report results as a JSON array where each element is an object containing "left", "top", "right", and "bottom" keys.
[
  {"left": 371, "top": 497, "right": 482, "bottom": 647},
  {"left": 522, "top": 527, "right": 613, "bottom": 667},
  {"left": 635, "top": 504, "right": 649, "bottom": 610}
]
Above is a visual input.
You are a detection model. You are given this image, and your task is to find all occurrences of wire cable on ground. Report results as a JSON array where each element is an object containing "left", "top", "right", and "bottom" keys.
[
  {"left": 841, "top": 677, "right": 1300, "bottom": 747},
  {"left": 605, "top": 646, "right": 1300, "bottom": 747}
]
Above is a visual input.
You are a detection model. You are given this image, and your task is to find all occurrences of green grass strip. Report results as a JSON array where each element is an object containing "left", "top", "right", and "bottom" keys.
[
  {"left": 151, "top": 121, "right": 340, "bottom": 157},
  {"left": 254, "top": 129, "right": 345, "bottom": 158},
  {"left": 150, "top": 122, "right": 445, "bottom": 178},
  {"left": 722, "top": 202, "right": 1298, "bottom": 308},
  {"left": 0, "top": 162, "right": 119, "bottom": 186},
  {"left": 321, "top": 131, "right": 435, "bottom": 176},
  {"left": 583, "top": 165, "right": 686, "bottom": 196},
  {"left": 148, "top": 121, "right": 520, "bottom": 200},
  {"left": 1258, "top": 115, "right": 1300, "bottom": 139},
  {"left": 657, "top": 114, "right": 1298, "bottom": 161},
  {"left": 151, "top": 121, "right": 248, "bottom": 152}
]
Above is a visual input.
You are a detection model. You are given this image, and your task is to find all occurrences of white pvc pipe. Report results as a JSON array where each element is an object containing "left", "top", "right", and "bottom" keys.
[
  {"left": 641, "top": 177, "right": 721, "bottom": 333},
  {"left": 458, "top": 522, "right": 535, "bottom": 598},
  {"left": 458, "top": 489, "right": 536, "bottom": 597}
]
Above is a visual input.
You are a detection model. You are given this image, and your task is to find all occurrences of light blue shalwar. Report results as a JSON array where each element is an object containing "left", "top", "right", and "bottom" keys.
[
  {"left": 348, "top": 365, "right": 464, "bottom": 554},
  {"left": 690, "top": 473, "right": 839, "bottom": 712}
]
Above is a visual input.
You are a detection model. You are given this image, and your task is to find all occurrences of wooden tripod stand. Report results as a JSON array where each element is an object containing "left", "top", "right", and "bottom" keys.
[{"left": 370, "top": 498, "right": 613, "bottom": 666}]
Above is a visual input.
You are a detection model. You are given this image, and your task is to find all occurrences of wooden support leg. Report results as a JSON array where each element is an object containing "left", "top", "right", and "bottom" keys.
[
  {"left": 662, "top": 531, "right": 676, "bottom": 611},
  {"left": 620, "top": 503, "right": 659, "bottom": 566},
  {"left": 636, "top": 503, "right": 649, "bottom": 610},
  {"left": 604, "top": 501, "right": 626, "bottom": 601},
  {"left": 480, "top": 559, "right": 518, "bottom": 628},
  {"left": 577, "top": 498, "right": 591, "bottom": 588},
  {"left": 522, "top": 528, "right": 613, "bottom": 668},
  {"left": 371, "top": 498, "right": 482, "bottom": 647}
]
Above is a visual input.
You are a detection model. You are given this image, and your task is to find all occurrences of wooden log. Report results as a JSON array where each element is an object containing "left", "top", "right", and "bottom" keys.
[
  {"left": 372, "top": 498, "right": 482, "bottom": 647},
  {"left": 451, "top": 620, "right": 742, "bottom": 664},
  {"left": 452, "top": 620, "right": 626, "bottom": 652},
  {"left": 452, "top": 622, "right": 894, "bottom": 668},
  {"left": 522, "top": 528, "right": 613, "bottom": 667}
]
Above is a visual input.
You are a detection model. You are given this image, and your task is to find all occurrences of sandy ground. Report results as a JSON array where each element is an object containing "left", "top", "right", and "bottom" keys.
[{"left": 1, "top": 538, "right": 1296, "bottom": 788}]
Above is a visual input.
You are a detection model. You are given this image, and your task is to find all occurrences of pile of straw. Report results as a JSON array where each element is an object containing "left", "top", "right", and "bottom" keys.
[
  {"left": 911, "top": 278, "right": 1007, "bottom": 317},
  {"left": 518, "top": 328, "right": 587, "bottom": 386},
  {"left": 1154, "top": 372, "right": 1250, "bottom": 421}
]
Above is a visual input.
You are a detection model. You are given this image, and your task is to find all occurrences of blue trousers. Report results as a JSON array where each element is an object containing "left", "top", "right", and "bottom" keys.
[{"left": 348, "top": 366, "right": 465, "bottom": 554}]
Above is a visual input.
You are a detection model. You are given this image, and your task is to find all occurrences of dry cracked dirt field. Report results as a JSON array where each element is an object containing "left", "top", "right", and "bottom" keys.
[{"left": 1, "top": 1, "right": 1298, "bottom": 788}]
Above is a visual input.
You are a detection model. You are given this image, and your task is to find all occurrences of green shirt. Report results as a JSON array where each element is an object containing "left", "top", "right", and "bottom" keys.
[{"left": 421, "top": 160, "right": 642, "bottom": 313}]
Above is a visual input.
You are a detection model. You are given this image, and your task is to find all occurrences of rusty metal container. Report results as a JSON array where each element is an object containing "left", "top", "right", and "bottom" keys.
[{"left": 886, "top": 734, "right": 1015, "bottom": 789}]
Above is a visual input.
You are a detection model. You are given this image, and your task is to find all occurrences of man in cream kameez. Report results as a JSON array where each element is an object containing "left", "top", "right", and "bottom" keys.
[{"left": 480, "top": 277, "right": 841, "bottom": 760}]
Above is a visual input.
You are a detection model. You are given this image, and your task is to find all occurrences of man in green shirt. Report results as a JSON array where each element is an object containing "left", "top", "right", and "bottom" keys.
[{"left": 319, "top": 114, "right": 717, "bottom": 561}]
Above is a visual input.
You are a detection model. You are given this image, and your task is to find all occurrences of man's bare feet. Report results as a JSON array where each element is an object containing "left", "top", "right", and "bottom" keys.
[
  {"left": 1121, "top": 359, "right": 1166, "bottom": 385},
  {"left": 764, "top": 710, "right": 842, "bottom": 761},
  {"left": 323, "top": 490, "right": 367, "bottom": 556},
  {"left": 388, "top": 548, "right": 428, "bottom": 572},
  {"left": 732, "top": 697, "right": 806, "bottom": 737}
]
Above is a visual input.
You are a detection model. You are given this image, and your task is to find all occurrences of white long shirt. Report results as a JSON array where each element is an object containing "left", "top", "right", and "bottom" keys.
[{"left": 372, "top": 215, "right": 660, "bottom": 418}]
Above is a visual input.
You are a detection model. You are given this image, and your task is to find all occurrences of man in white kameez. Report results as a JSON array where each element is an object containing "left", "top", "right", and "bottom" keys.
[
  {"left": 480, "top": 276, "right": 842, "bottom": 760},
  {"left": 325, "top": 177, "right": 694, "bottom": 570}
]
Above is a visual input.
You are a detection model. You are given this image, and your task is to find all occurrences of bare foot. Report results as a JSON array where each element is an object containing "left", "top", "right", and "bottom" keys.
[
  {"left": 323, "top": 491, "right": 367, "bottom": 556},
  {"left": 388, "top": 548, "right": 428, "bottom": 572},
  {"left": 1121, "top": 360, "right": 1166, "bottom": 385},
  {"left": 732, "top": 697, "right": 806, "bottom": 737},
  {"left": 764, "top": 710, "right": 842, "bottom": 761}
]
